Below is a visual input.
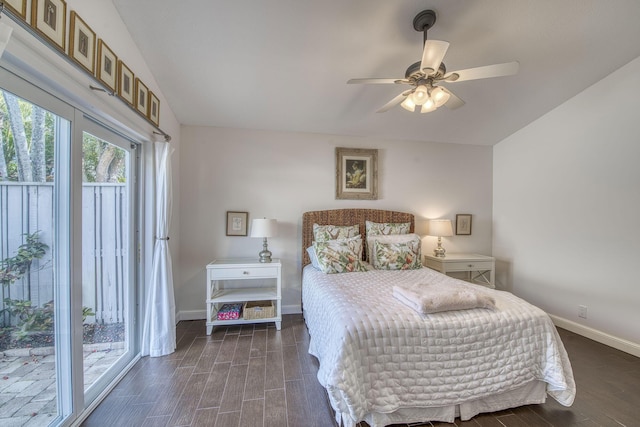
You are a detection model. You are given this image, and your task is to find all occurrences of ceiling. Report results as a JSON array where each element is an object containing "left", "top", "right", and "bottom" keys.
[{"left": 113, "top": 0, "right": 640, "bottom": 146}]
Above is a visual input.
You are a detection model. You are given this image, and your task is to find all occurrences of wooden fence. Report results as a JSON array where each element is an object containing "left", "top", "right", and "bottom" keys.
[{"left": 0, "top": 182, "right": 128, "bottom": 326}]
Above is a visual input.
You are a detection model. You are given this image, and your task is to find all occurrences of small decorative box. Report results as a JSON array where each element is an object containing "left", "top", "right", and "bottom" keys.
[{"left": 217, "top": 303, "right": 243, "bottom": 320}]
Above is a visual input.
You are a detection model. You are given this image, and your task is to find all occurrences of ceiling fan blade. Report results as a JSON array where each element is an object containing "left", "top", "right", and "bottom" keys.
[
  {"left": 420, "top": 40, "right": 449, "bottom": 75},
  {"left": 347, "top": 78, "right": 408, "bottom": 85},
  {"left": 444, "top": 61, "right": 519, "bottom": 82},
  {"left": 376, "top": 90, "right": 412, "bottom": 113},
  {"left": 442, "top": 87, "right": 465, "bottom": 109}
]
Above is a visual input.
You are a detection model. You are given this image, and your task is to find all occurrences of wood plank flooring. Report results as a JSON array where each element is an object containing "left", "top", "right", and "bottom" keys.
[{"left": 82, "top": 314, "right": 640, "bottom": 427}]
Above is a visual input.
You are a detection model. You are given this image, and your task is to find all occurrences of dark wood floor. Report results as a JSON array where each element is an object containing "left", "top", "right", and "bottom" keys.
[{"left": 82, "top": 314, "right": 640, "bottom": 427}]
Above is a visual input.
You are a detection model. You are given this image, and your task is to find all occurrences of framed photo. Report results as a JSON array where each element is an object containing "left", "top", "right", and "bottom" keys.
[
  {"left": 68, "top": 11, "right": 95, "bottom": 74},
  {"left": 148, "top": 91, "right": 160, "bottom": 126},
  {"left": 335, "top": 147, "right": 378, "bottom": 200},
  {"left": 31, "top": 0, "right": 67, "bottom": 52},
  {"left": 135, "top": 78, "right": 149, "bottom": 116},
  {"left": 226, "top": 211, "right": 248, "bottom": 236},
  {"left": 117, "top": 60, "right": 135, "bottom": 106},
  {"left": 5, "top": 0, "right": 27, "bottom": 20},
  {"left": 96, "top": 39, "right": 117, "bottom": 92},
  {"left": 456, "top": 214, "right": 472, "bottom": 235}
]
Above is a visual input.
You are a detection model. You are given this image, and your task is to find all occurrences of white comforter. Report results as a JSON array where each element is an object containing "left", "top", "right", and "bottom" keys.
[{"left": 302, "top": 265, "right": 575, "bottom": 426}]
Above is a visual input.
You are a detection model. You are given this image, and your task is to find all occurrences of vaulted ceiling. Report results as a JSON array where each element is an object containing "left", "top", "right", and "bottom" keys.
[{"left": 113, "top": 0, "right": 640, "bottom": 145}]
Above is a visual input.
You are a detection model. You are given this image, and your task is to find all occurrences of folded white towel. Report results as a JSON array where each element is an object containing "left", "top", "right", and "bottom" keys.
[{"left": 393, "top": 281, "right": 495, "bottom": 314}]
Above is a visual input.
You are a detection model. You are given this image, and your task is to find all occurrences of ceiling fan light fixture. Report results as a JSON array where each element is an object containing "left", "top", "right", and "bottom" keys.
[
  {"left": 431, "top": 87, "right": 450, "bottom": 107},
  {"left": 401, "top": 96, "right": 416, "bottom": 112},
  {"left": 411, "top": 85, "right": 429, "bottom": 105},
  {"left": 420, "top": 103, "right": 437, "bottom": 114}
]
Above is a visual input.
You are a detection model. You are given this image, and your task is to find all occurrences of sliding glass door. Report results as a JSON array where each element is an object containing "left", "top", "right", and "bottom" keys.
[{"left": 0, "top": 67, "right": 139, "bottom": 426}]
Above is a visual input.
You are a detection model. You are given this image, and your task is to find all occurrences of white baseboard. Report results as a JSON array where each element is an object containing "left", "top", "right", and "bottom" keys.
[
  {"left": 176, "top": 304, "right": 302, "bottom": 323},
  {"left": 549, "top": 314, "right": 640, "bottom": 358}
]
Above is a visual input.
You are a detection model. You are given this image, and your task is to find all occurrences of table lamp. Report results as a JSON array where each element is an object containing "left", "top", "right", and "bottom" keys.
[
  {"left": 250, "top": 218, "right": 277, "bottom": 263},
  {"left": 428, "top": 219, "right": 453, "bottom": 257}
]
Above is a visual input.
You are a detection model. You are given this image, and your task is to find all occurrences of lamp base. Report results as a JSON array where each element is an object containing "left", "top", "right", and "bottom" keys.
[
  {"left": 433, "top": 237, "right": 446, "bottom": 258},
  {"left": 258, "top": 237, "right": 272, "bottom": 263}
]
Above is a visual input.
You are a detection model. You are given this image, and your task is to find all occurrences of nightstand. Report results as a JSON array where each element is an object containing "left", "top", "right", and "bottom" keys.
[
  {"left": 424, "top": 253, "right": 495, "bottom": 288},
  {"left": 206, "top": 258, "right": 282, "bottom": 334}
]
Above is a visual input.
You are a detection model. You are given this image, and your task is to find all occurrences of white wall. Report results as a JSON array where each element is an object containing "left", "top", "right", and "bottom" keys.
[
  {"left": 493, "top": 56, "right": 640, "bottom": 349},
  {"left": 177, "top": 126, "right": 493, "bottom": 316}
]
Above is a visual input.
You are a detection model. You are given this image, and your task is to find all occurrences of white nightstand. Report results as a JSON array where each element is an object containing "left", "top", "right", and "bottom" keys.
[
  {"left": 424, "top": 253, "right": 495, "bottom": 288},
  {"left": 206, "top": 258, "right": 282, "bottom": 334}
]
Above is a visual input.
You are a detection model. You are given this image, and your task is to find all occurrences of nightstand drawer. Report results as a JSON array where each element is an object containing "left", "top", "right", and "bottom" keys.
[
  {"left": 210, "top": 266, "right": 278, "bottom": 279},
  {"left": 444, "top": 261, "right": 493, "bottom": 271}
]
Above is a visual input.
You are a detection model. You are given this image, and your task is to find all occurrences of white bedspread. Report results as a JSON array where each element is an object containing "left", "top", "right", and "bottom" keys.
[{"left": 302, "top": 265, "right": 575, "bottom": 426}]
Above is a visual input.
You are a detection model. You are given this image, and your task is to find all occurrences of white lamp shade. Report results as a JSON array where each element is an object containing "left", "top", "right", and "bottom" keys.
[
  {"left": 250, "top": 218, "right": 277, "bottom": 238},
  {"left": 428, "top": 219, "right": 453, "bottom": 237}
]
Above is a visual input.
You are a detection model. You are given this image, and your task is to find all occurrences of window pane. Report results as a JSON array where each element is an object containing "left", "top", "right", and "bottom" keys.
[
  {"left": 81, "top": 131, "right": 131, "bottom": 395},
  {"left": 0, "top": 88, "right": 67, "bottom": 425}
]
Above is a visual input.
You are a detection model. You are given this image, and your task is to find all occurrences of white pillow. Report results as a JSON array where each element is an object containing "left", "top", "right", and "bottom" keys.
[{"left": 306, "top": 246, "right": 322, "bottom": 270}]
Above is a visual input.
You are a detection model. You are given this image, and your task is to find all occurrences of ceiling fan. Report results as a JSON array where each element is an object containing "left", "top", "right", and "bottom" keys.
[{"left": 348, "top": 9, "right": 519, "bottom": 114}]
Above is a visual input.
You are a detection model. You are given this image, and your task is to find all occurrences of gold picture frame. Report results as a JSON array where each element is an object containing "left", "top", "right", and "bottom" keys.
[
  {"left": 117, "top": 60, "right": 134, "bottom": 106},
  {"left": 31, "top": 0, "right": 67, "bottom": 52},
  {"left": 135, "top": 78, "right": 149, "bottom": 116},
  {"left": 335, "top": 147, "right": 378, "bottom": 200},
  {"left": 5, "top": 0, "right": 28, "bottom": 20},
  {"left": 148, "top": 91, "right": 160, "bottom": 126},
  {"left": 68, "top": 11, "right": 95, "bottom": 74},
  {"left": 96, "top": 39, "right": 117, "bottom": 92},
  {"left": 456, "top": 214, "right": 472, "bottom": 235},
  {"left": 226, "top": 211, "right": 249, "bottom": 236}
]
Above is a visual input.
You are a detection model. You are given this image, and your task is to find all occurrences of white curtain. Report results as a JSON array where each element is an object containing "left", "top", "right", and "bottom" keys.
[{"left": 141, "top": 140, "right": 176, "bottom": 357}]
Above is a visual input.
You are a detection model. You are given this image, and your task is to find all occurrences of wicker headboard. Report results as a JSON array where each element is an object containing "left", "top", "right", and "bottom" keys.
[{"left": 302, "top": 209, "right": 415, "bottom": 266}]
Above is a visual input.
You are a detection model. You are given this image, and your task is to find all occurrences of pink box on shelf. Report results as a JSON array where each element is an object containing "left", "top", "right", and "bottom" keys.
[{"left": 217, "top": 303, "right": 243, "bottom": 320}]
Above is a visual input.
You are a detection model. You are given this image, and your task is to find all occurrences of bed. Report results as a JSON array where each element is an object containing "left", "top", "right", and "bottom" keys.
[{"left": 301, "top": 209, "right": 575, "bottom": 427}]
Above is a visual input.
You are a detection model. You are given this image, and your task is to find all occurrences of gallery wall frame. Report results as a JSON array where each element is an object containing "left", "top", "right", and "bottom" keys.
[
  {"left": 68, "top": 11, "right": 95, "bottom": 74},
  {"left": 456, "top": 214, "right": 472, "bottom": 235},
  {"left": 31, "top": 0, "right": 67, "bottom": 52},
  {"left": 149, "top": 91, "right": 160, "bottom": 126},
  {"left": 335, "top": 147, "right": 378, "bottom": 200},
  {"left": 135, "top": 77, "right": 149, "bottom": 116},
  {"left": 226, "top": 211, "right": 249, "bottom": 236},
  {"left": 5, "top": 0, "right": 28, "bottom": 21},
  {"left": 96, "top": 39, "right": 117, "bottom": 92},
  {"left": 117, "top": 60, "right": 134, "bottom": 106}
]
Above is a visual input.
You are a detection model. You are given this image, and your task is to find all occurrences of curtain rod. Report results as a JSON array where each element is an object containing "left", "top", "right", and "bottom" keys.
[{"left": 89, "top": 85, "right": 172, "bottom": 142}]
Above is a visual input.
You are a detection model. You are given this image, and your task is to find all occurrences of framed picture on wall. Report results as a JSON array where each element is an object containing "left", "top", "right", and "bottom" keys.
[
  {"left": 68, "top": 11, "right": 96, "bottom": 74},
  {"left": 5, "top": 0, "right": 28, "bottom": 21},
  {"left": 117, "top": 60, "right": 135, "bottom": 106},
  {"left": 31, "top": 0, "right": 67, "bottom": 52},
  {"left": 135, "top": 78, "right": 149, "bottom": 116},
  {"left": 148, "top": 91, "right": 160, "bottom": 126},
  {"left": 456, "top": 214, "right": 472, "bottom": 235},
  {"left": 96, "top": 39, "right": 117, "bottom": 92},
  {"left": 226, "top": 211, "right": 249, "bottom": 236},
  {"left": 335, "top": 147, "right": 378, "bottom": 200}
]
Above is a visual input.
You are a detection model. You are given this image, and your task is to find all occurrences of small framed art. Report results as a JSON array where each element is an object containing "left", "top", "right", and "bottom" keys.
[
  {"left": 226, "top": 211, "right": 248, "bottom": 236},
  {"left": 96, "top": 39, "right": 117, "bottom": 92},
  {"left": 135, "top": 78, "right": 149, "bottom": 116},
  {"left": 456, "top": 214, "right": 472, "bottom": 235},
  {"left": 31, "top": 0, "right": 67, "bottom": 51},
  {"left": 117, "top": 60, "right": 135, "bottom": 106},
  {"left": 69, "top": 11, "right": 95, "bottom": 74},
  {"left": 335, "top": 147, "right": 378, "bottom": 200},
  {"left": 5, "top": 0, "right": 27, "bottom": 20},
  {"left": 149, "top": 91, "right": 160, "bottom": 126}
]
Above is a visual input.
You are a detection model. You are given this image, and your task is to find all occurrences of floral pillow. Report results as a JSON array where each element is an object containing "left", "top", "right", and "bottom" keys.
[
  {"left": 313, "top": 236, "right": 368, "bottom": 274},
  {"left": 371, "top": 235, "right": 422, "bottom": 270},
  {"left": 313, "top": 223, "right": 360, "bottom": 242},
  {"left": 365, "top": 220, "right": 411, "bottom": 236},
  {"left": 366, "top": 233, "right": 420, "bottom": 263}
]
